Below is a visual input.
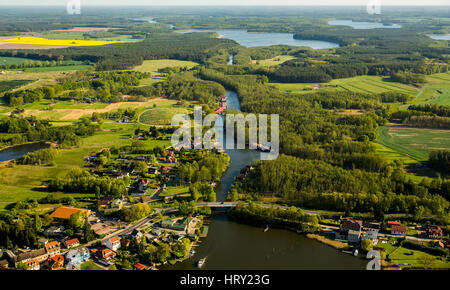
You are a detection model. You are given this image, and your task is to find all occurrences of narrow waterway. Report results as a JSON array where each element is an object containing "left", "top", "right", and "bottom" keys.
[{"left": 163, "top": 88, "right": 367, "bottom": 270}]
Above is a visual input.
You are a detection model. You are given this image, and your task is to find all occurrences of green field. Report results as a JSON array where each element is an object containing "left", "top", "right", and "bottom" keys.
[
  {"left": 0, "top": 79, "right": 32, "bottom": 94},
  {"left": 0, "top": 56, "right": 37, "bottom": 66},
  {"left": 34, "top": 31, "right": 136, "bottom": 42},
  {"left": 252, "top": 55, "right": 296, "bottom": 67},
  {"left": 139, "top": 107, "right": 189, "bottom": 125},
  {"left": 133, "top": 59, "right": 199, "bottom": 73},
  {"left": 21, "top": 65, "right": 92, "bottom": 73},
  {"left": 272, "top": 75, "right": 419, "bottom": 96},
  {"left": 376, "top": 125, "right": 450, "bottom": 161}
]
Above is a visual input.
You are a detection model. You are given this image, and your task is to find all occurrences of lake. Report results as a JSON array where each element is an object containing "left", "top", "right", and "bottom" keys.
[
  {"left": 428, "top": 34, "right": 450, "bottom": 41},
  {"left": 328, "top": 20, "right": 401, "bottom": 29},
  {"left": 177, "top": 29, "right": 339, "bottom": 48},
  {"left": 0, "top": 142, "right": 50, "bottom": 162}
]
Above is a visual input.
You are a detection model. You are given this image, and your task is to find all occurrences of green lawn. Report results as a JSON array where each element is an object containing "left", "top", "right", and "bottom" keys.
[
  {"left": 80, "top": 260, "right": 104, "bottom": 270},
  {"left": 381, "top": 245, "right": 450, "bottom": 269},
  {"left": 376, "top": 125, "right": 450, "bottom": 161},
  {"left": 159, "top": 186, "right": 190, "bottom": 197}
]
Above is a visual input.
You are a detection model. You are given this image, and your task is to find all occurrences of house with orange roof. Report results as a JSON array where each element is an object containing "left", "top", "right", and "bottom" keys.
[
  {"left": 64, "top": 238, "right": 80, "bottom": 249},
  {"left": 50, "top": 206, "right": 91, "bottom": 220},
  {"left": 24, "top": 258, "right": 40, "bottom": 270},
  {"left": 106, "top": 236, "right": 121, "bottom": 251},
  {"left": 100, "top": 248, "right": 116, "bottom": 260},
  {"left": 45, "top": 241, "right": 61, "bottom": 257},
  {"left": 43, "top": 255, "right": 64, "bottom": 270},
  {"left": 134, "top": 262, "right": 147, "bottom": 270}
]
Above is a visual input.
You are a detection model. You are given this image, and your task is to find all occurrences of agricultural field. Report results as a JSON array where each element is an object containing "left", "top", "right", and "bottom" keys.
[
  {"left": 0, "top": 79, "right": 32, "bottom": 94},
  {"left": 34, "top": 30, "right": 135, "bottom": 42},
  {"left": 139, "top": 106, "right": 190, "bottom": 125},
  {"left": 251, "top": 55, "right": 295, "bottom": 67},
  {"left": 376, "top": 125, "right": 450, "bottom": 161},
  {"left": 398, "top": 72, "right": 450, "bottom": 110},
  {"left": 132, "top": 59, "right": 199, "bottom": 86},
  {"left": 19, "top": 98, "right": 175, "bottom": 121},
  {"left": 271, "top": 75, "right": 419, "bottom": 96},
  {"left": 20, "top": 65, "right": 92, "bottom": 73},
  {"left": 133, "top": 59, "right": 199, "bottom": 73},
  {"left": 0, "top": 36, "right": 133, "bottom": 49}
]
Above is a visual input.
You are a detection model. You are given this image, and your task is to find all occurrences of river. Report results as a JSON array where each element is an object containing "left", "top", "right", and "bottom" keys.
[
  {"left": 162, "top": 89, "right": 367, "bottom": 270},
  {"left": 0, "top": 142, "right": 50, "bottom": 162}
]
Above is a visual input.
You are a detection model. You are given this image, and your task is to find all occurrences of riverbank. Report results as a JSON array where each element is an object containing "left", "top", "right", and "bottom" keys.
[{"left": 306, "top": 233, "right": 350, "bottom": 250}]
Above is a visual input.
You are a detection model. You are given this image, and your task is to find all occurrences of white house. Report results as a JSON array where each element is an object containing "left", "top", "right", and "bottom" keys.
[{"left": 106, "top": 236, "right": 121, "bottom": 251}]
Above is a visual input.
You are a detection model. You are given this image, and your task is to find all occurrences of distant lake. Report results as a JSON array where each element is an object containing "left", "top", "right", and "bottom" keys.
[
  {"left": 177, "top": 29, "right": 339, "bottom": 48},
  {"left": 129, "top": 17, "right": 157, "bottom": 23},
  {"left": 328, "top": 20, "right": 401, "bottom": 29},
  {"left": 428, "top": 34, "right": 450, "bottom": 41}
]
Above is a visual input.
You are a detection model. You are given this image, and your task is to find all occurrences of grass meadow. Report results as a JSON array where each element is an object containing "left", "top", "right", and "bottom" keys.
[{"left": 376, "top": 125, "right": 450, "bottom": 161}]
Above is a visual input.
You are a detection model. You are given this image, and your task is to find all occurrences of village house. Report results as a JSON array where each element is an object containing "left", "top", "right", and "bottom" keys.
[
  {"left": 45, "top": 241, "right": 61, "bottom": 257},
  {"left": 100, "top": 248, "right": 116, "bottom": 260},
  {"left": 43, "top": 255, "right": 64, "bottom": 270},
  {"left": 425, "top": 225, "right": 443, "bottom": 239},
  {"left": 435, "top": 241, "right": 445, "bottom": 249},
  {"left": 50, "top": 206, "right": 91, "bottom": 220},
  {"left": 134, "top": 262, "right": 147, "bottom": 270},
  {"left": 121, "top": 238, "right": 131, "bottom": 248},
  {"left": 65, "top": 247, "right": 90, "bottom": 266},
  {"left": 24, "top": 258, "right": 40, "bottom": 270},
  {"left": 347, "top": 230, "right": 361, "bottom": 243},
  {"left": 38, "top": 238, "right": 49, "bottom": 246},
  {"left": 387, "top": 221, "right": 402, "bottom": 227},
  {"left": 64, "top": 238, "right": 80, "bottom": 249},
  {"left": 106, "top": 236, "right": 121, "bottom": 251},
  {"left": 9, "top": 248, "right": 48, "bottom": 269},
  {"left": 43, "top": 225, "right": 65, "bottom": 237},
  {"left": 130, "top": 229, "right": 143, "bottom": 241},
  {"left": 99, "top": 196, "right": 114, "bottom": 207},
  {"left": 0, "top": 252, "right": 9, "bottom": 270},
  {"left": 390, "top": 224, "right": 407, "bottom": 236}
]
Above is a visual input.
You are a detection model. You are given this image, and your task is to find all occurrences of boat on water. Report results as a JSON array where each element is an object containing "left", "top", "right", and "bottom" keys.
[
  {"left": 197, "top": 257, "right": 207, "bottom": 268},
  {"left": 263, "top": 225, "right": 269, "bottom": 232}
]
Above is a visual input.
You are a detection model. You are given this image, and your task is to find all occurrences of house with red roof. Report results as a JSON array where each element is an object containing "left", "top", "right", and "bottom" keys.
[
  {"left": 134, "top": 263, "right": 147, "bottom": 270},
  {"left": 64, "top": 238, "right": 80, "bottom": 249},
  {"left": 391, "top": 225, "right": 407, "bottom": 236}
]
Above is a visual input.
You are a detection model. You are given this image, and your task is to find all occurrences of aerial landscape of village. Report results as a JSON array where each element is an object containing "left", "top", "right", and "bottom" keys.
[{"left": 0, "top": 1, "right": 449, "bottom": 279}]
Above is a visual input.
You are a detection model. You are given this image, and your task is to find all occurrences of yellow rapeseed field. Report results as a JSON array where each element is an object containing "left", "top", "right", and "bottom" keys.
[{"left": 0, "top": 36, "right": 131, "bottom": 47}]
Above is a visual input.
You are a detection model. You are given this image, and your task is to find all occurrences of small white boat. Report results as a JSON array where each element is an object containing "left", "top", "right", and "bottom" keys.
[{"left": 197, "top": 257, "right": 207, "bottom": 268}]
